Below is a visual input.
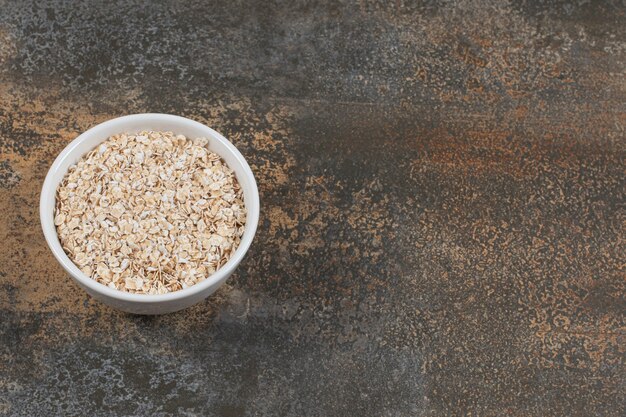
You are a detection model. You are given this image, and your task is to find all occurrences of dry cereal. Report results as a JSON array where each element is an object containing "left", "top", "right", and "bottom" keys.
[{"left": 55, "top": 130, "right": 247, "bottom": 294}]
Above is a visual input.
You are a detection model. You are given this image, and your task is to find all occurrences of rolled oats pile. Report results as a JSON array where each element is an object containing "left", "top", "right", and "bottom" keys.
[{"left": 55, "top": 130, "right": 246, "bottom": 294}]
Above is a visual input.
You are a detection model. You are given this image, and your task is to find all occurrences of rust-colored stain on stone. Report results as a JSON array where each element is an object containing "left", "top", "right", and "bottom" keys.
[{"left": 0, "top": 1, "right": 624, "bottom": 415}]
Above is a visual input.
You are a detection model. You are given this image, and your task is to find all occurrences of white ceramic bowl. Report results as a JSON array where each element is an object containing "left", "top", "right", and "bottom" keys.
[{"left": 40, "top": 114, "right": 259, "bottom": 314}]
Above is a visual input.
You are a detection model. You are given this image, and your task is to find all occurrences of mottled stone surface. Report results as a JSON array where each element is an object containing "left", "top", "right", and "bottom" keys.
[{"left": 0, "top": 0, "right": 624, "bottom": 415}]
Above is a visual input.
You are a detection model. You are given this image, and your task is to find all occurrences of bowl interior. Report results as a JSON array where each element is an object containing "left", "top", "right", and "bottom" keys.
[{"left": 40, "top": 114, "right": 259, "bottom": 302}]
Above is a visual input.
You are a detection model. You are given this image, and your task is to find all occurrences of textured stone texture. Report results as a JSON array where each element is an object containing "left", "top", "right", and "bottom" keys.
[{"left": 0, "top": 1, "right": 624, "bottom": 416}]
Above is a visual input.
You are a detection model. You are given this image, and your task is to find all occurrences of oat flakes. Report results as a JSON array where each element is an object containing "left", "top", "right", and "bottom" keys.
[{"left": 55, "top": 130, "right": 246, "bottom": 294}]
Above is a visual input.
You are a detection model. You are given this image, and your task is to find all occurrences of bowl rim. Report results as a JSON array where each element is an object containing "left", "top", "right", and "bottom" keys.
[{"left": 40, "top": 113, "right": 259, "bottom": 303}]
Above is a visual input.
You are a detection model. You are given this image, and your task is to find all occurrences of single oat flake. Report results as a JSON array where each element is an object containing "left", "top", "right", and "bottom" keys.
[{"left": 55, "top": 131, "right": 247, "bottom": 294}]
